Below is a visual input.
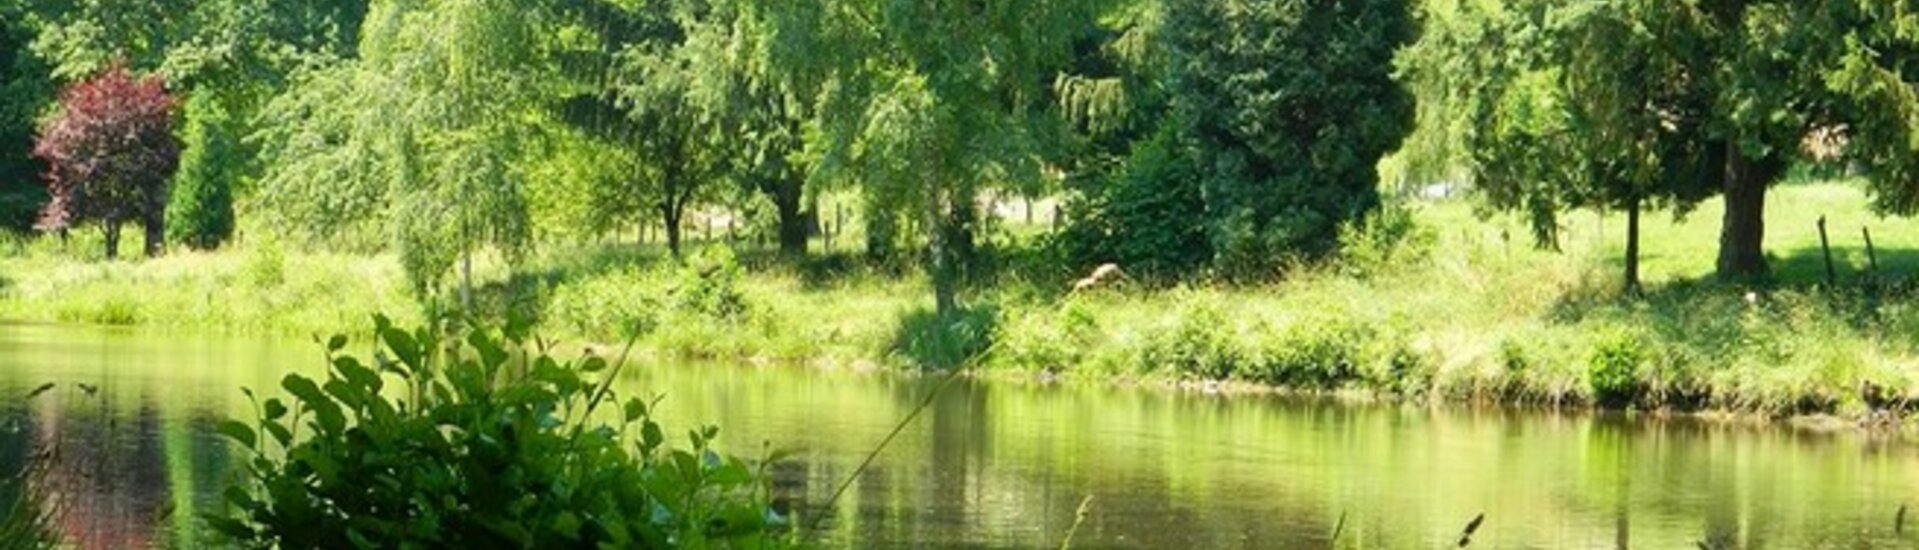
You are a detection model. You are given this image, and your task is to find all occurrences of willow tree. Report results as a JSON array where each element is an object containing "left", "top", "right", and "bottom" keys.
[
  {"left": 699, "top": 0, "right": 819, "bottom": 256},
  {"left": 758, "top": 0, "right": 1099, "bottom": 318},
  {"left": 256, "top": 0, "right": 549, "bottom": 306}
]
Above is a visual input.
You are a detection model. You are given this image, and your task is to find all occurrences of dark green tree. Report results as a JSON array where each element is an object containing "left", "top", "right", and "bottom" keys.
[
  {"left": 1164, "top": 0, "right": 1415, "bottom": 276},
  {"left": 0, "top": 0, "right": 54, "bottom": 232},
  {"left": 167, "top": 92, "right": 238, "bottom": 250},
  {"left": 1053, "top": 0, "right": 1212, "bottom": 279}
]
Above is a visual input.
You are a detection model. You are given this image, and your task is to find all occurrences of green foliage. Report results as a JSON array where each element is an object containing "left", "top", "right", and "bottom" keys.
[
  {"left": 1336, "top": 202, "right": 1434, "bottom": 278},
  {"left": 1586, "top": 328, "right": 1647, "bottom": 406},
  {"left": 1138, "top": 302, "right": 1240, "bottom": 379},
  {"left": 894, "top": 304, "right": 1000, "bottom": 370},
  {"left": 1244, "top": 318, "right": 1372, "bottom": 389},
  {"left": 210, "top": 315, "right": 785, "bottom": 548},
  {"left": 758, "top": 0, "right": 1100, "bottom": 316},
  {"left": 0, "top": 456, "right": 60, "bottom": 549},
  {"left": 256, "top": 0, "right": 548, "bottom": 293},
  {"left": 1164, "top": 0, "right": 1414, "bottom": 275},
  {"left": 545, "top": 268, "right": 662, "bottom": 342},
  {"left": 673, "top": 246, "right": 748, "bottom": 322},
  {"left": 1058, "top": 125, "right": 1209, "bottom": 280},
  {"left": 995, "top": 299, "right": 1101, "bottom": 374},
  {"left": 167, "top": 92, "right": 237, "bottom": 250},
  {"left": 0, "top": 0, "right": 51, "bottom": 233}
]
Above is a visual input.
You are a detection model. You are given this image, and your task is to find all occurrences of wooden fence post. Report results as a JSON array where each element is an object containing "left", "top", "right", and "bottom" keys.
[
  {"left": 1818, "top": 215, "right": 1835, "bottom": 286},
  {"left": 1864, "top": 226, "right": 1879, "bottom": 274}
]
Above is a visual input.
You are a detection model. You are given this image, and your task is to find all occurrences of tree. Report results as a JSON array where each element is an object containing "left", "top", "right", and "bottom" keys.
[
  {"left": 1402, "top": 0, "right": 1919, "bottom": 283},
  {"left": 758, "top": 0, "right": 1100, "bottom": 318},
  {"left": 0, "top": 0, "right": 54, "bottom": 232},
  {"left": 611, "top": 1, "right": 728, "bottom": 258},
  {"left": 1164, "top": 0, "right": 1416, "bottom": 276},
  {"left": 1052, "top": 0, "right": 1216, "bottom": 279},
  {"left": 255, "top": 0, "right": 549, "bottom": 305},
  {"left": 1397, "top": 0, "right": 1719, "bottom": 292},
  {"left": 700, "top": 2, "right": 817, "bottom": 256},
  {"left": 167, "top": 92, "right": 238, "bottom": 250},
  {"left": 32, "top": 63, "right": 181, "bottom": 259}
]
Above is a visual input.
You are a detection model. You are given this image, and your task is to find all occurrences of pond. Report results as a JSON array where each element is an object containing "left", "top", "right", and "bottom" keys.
[{"left": 0, "top": 323, "right": 1915, "bottom": 548}]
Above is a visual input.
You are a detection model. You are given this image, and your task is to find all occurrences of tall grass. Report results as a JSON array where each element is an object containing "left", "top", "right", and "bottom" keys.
[{"left": 7, "top": 182, "right": 1919, "bottom": 416}]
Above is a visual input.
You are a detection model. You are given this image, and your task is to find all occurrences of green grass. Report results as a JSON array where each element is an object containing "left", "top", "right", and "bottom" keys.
[{"left": 6, "top": 180, "right": 1919, "bottom": 417}]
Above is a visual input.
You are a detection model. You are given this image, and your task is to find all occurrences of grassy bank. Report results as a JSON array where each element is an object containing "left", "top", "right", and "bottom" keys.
[{"left": 7, "top": 181, "right": 1919, "bottom": 417}]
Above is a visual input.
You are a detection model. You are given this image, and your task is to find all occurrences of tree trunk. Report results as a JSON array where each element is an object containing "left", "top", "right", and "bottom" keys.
[
  {"left": 925, "top": 150, "right": 957, "bottom": 320},
  {"left": 773, "top": 180, "right": 808, "bottom": 256},
  {"left": 1623, "top": 196, "right": 1641, "bottom": 295},
  {"left": 103, "top": 219, "right": 121, "bottom": 260},
  {"left": 945, "top": 192, "right": 976, "bottom": 274},
  {"left": 927, "top": 191, "right": 957, "bottom": 320},
  {"left": 661, "top": 202, "right": 683, "bottom": 258},
  {"left": 143, "top": 209, "right": 165, "bottom": 258},
  {"left": 1716, "top": 142, "right": 1770, "bottom": 280}
]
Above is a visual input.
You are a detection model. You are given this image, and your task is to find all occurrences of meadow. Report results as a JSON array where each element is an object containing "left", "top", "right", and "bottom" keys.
[{"left": 7, "top": 180, "right": 1919, "bottom": 417}]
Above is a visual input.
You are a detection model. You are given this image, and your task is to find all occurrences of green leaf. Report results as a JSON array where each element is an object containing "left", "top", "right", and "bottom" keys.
[
  {"left": 327, "top": 334, "right": 348, "bottom": 352},
  {"left": 264, "top": 398, "right": 288, "bottom": 420},
  {"left": 623, "top": 397, "right": 647, "bottom": 423},
  {"left": 263, "top": 422, "right": 294, "bottom": 447},
  {"left": 216, "top": 419, "right": 257, "bottom": 448},
  {"left": 642, "top": 421, "right": 664, "bottom": 452},
  {"left": 382, "top": 326, "right": 422, "bottom": 370},
  {"left": 581, "top": 356, "right": 608, "bottom": 373}
]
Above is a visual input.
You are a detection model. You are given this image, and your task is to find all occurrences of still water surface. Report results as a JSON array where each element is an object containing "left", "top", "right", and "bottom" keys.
[{"left": 1, "top": 323, "right": 1917, "bottom": 548}]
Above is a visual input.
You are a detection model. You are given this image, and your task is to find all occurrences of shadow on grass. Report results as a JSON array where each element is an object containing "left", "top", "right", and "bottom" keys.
[
  {"left": 1547, "top": 246, "right": 1919, "bottom": 412},
  {"left": 891, "top": 304, "right": 999, "bottom": 370}
]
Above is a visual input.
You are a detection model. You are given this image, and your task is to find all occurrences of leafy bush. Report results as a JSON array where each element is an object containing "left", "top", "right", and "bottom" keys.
[
  {"left": 1337, "top": 203, "right": 1435, "bottom": 277},
  {"left": 241, "top": 241, "right": 287, "bottom": 288},
  {"left": 1138, "top": 303, "right": 1241, "bottom": 379},
  {"left": 1246, "top": 318, "right": 1370, "bottom": 389},
  {"left": 673, "top": 246, "right": 749, "bottom": 321},
  {"left": 995, "top": 300, "right": 1101, "bottom": 373},
  {"left": 894, "top": 304, "right": 1000, "bottom": 369},
  {"left": 1056, "top": 126, "right": 1210, "bottom": 280},
  {"left": 546, "top": 269, "right": 662, "bottom": 342},
  {"left": 209, "top": 316, "right": 784, "bottom": 547},
  {"left": 1587, "top": 328, "right": 1648, "bottom": 406}
]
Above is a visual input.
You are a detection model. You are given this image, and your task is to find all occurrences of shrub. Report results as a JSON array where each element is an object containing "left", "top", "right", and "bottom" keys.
[
  {"left": 673, "top": 246, "right": 748, "bottom": 321},
  {"left": 1587, "top": 328, "right": 1648, "bottom": 406},
  {"left": 545, "top": 269, "right": 662, "bottom": 342},
  {"left": 1137, "top": 303, "right": 1240, "bottom": 379},
  {"left": 1337, "top": 203, "right": 1435, "bottom": 278},
  {"left": 1246, "top": 318, "right": 1369, "bottom": 389},
  {"left": 241, "top": 241, "right": 286, "bottom": 288},
  {"left": 209, "top": 316, "right": 784, "bottom": 547},
  {"left": 893, "top": 304, "right": 1000, "bottom": 369},
  {"left": 995, "top": 300, "right": 1101, "bottom": 373}
]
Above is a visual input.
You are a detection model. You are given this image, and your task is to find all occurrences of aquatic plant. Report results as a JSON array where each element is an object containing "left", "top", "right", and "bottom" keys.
[{"left": 207, "top": 315, "right": 785, "bottom": 547}]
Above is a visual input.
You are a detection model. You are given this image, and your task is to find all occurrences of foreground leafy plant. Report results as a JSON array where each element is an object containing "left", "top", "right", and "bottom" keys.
[{"left": 208, "top": 315, "right": 785, "bottom": 548}]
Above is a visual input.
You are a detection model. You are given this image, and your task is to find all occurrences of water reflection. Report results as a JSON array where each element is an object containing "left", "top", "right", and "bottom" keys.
[{"left": 1, "top": 324, "right": 1917, "bottom": 548}]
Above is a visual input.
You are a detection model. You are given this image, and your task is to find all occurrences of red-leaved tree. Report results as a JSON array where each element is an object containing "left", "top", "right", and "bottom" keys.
[{"left": 32, "top": 62, "right": 181, "bottom": 259}]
